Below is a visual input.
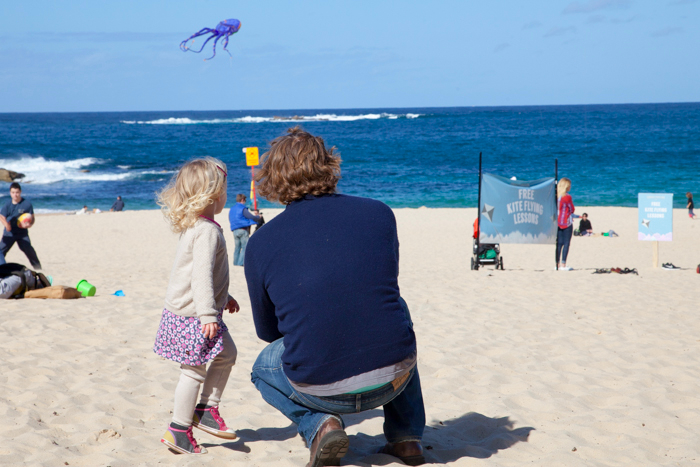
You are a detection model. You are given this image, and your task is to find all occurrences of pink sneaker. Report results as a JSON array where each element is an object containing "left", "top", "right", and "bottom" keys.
[
  {"left": 161, "top": 423, "right": 207, "bottom": 454},
  {"left": 193, "top": 404, "right": 237, "bottom": 439}
]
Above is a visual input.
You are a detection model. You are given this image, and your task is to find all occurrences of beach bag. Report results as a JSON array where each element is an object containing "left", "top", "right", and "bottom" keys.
[
  {"left": 24, "top": 286, "right": 83, "bottom": 299},
  {"left": 0, "top": 263, "right": 51, "bottom": 298},
  {"left": 479, "top": 249, "right": 497, "bottom": 260}
]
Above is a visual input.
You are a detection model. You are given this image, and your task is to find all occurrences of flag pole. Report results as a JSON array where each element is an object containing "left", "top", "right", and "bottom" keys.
[
  {"left": 554, "top": 159, "right": 559, "bottom": 270},
  {"left": 251, "top": 165, "right": 257, "bottom": 211},
  {"left": 476, "top": 152, "right": 483, "bottom": 268}
]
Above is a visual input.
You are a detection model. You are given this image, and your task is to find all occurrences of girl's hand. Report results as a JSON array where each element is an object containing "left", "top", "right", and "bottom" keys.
[
  {"left": 202, "top": 322, "right": 219, "bottom": 339},
  {"left": 225, "top": 298, "right": 240, "bottom": 314}
]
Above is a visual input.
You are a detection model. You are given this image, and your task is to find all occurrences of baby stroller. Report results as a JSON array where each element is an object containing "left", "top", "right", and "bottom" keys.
[
  {"left": 471, "top": 218, "right": 504, "bottom": 270},
  {"left": 471, "top": 240, "right": 503, "bottom": 270}
]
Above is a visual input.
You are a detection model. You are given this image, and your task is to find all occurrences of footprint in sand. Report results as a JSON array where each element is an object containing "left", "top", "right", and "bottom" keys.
[{"left": 92, "top": 429, "right": 121, "bottom": 444}]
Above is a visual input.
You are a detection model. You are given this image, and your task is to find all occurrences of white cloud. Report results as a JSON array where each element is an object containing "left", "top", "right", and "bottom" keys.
[
  {"left": 563, "top": 0, "right": 630, "bottom": 14},
  {"left": 587, "top": 14, "right": 607, "bottom": 23},
  {"left": 651, "top": 26, "right": 683, "bottom": 37},
  {"left": 610, "top": 15, "right": 639, "bottom": 23},
  {"left": 544, "top": 26, "right": 577, "bottom": 37},
  {"left": 522, "top": 21, "right": 543, "bottom": 29},
  {"left": 28, "top": 32, "right": 183, "bottom": 43}
]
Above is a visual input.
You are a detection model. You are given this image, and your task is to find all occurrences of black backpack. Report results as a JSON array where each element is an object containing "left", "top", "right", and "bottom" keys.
[{"left": 0, "top": 263, "right": 51, "bottom": 298}]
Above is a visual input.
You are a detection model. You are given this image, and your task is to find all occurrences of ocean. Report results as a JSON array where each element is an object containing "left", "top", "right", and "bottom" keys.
[{"left": 0, "top": 103, "right": 698, "bottom": 212}]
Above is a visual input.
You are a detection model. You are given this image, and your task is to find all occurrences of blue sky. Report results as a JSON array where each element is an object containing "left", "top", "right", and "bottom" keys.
[{"left": 1, "top": 0, "right": 698, "bottom": 112}]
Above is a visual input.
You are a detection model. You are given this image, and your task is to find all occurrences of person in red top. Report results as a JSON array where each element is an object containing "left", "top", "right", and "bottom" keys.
[{"left": 556, "top": 178, "right": 575, "bottom": 271}]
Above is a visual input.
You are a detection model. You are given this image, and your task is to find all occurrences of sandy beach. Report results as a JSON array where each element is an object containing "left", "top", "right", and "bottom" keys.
[{"left": 1, "top": 206, "right": 699, "bottom": 466}]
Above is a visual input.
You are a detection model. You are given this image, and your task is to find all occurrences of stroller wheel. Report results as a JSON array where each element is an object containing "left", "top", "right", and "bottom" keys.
[
  {"left": 499, "top": 257, "right": 504, "bottom": 270},
  {"left": 470, "top": 257, "right": 475, "bottom": 270}
]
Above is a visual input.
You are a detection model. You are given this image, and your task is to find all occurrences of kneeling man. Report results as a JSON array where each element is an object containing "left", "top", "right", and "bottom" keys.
[{"left": 246, "top": 127, "right": 425, "bottom": 467}]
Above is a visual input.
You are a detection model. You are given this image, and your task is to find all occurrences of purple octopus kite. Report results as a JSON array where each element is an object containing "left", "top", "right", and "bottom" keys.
[{"left": 180, "top": 19, "right": 241, "bottom": 60}]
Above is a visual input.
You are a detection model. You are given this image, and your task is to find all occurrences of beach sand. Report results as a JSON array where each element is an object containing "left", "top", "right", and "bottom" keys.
[{"left": 1, "top": 207, "right": 699, "bottom": 466}]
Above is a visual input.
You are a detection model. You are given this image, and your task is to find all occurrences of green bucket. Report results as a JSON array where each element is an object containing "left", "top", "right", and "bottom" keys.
[{"left": 76, "top": 280, "right": 96, "bottom": 297}]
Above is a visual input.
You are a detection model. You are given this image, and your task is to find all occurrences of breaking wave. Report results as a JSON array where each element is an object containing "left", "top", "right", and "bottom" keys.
[
  {"left": 121, "top": 113, "right": 422, "bottom": 125},
  {"left": 0, "top": 156, "right": 167, "bottom": 185}
]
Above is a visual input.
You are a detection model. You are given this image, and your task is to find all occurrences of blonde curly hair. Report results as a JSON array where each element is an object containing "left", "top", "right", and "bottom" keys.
[{"left": 157, "top": 157, "right": 228, "bottom": 233}]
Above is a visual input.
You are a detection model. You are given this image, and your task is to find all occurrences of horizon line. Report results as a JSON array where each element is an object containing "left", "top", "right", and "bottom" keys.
[{"left": 1, "top": 100, "right": 699, "bottom": 115}]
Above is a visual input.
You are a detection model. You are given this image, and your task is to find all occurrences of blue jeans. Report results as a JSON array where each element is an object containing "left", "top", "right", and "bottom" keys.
[
  {"left": 0, "top": 234, "right": 42, "bottom": 269},
  {"left": 250, "top": 300, "right": 425, "bottom": 447},
  {"left": 0, "top": 275, "right": 22, "bottom": 298},
  {"left": 233, "top": 229, "right": 249, "bottom": 266},
  {"left": 556, "top": 225, "right": 573, "bottom": 265}
]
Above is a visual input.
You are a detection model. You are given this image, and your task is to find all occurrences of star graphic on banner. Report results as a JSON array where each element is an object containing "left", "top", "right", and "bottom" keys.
[
  {"left": 641, "top": 219, "right": 650, "bottom": 228},
  {"left": 481, "top": 204, "right": 494, "bottom": 222}
]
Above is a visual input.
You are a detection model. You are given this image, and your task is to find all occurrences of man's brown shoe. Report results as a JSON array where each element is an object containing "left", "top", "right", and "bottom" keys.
[
  {"left": 306, "top": 417, "right": 349, "bottom": 467},
  {"left": 379, "top": 441, "right": 425, "bottom": 466}
]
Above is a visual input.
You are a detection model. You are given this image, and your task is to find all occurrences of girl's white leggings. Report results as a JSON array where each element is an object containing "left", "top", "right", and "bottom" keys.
[{"left": 172, "top": 330, "right": 237, "bottom": 426}]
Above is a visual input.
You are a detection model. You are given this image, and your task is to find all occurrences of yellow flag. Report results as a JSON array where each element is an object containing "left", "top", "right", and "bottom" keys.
[{"left": 245, "top": 147, "right": 259, "bottom": 166}]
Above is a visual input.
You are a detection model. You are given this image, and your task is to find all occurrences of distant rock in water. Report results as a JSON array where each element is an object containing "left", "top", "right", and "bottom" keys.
[
  {"left": 0, "top": 169, "right": 25, "bottom": 183},
  {"left": 272, "top": 115, "right": 309, "bottom": 121}
]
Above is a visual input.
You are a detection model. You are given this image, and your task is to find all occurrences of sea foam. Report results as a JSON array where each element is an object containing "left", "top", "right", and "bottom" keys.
[
  {"left": 0, "top": 156, "right": 133, "bottom": 185},
  {"left": 121, "top": 113, "right": 422, "bottom": 125}
]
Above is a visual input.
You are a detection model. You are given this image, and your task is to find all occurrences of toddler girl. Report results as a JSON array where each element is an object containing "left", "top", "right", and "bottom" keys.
[
  {"left": 687, "top": 192, "right": 696, "bottom": 219},
  {"left": 154, "top": 157, "right": 240, "bottom": 455}
]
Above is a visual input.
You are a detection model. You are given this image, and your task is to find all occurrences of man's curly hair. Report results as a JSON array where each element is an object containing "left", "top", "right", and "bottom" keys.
[{"left": 255, "top": 127, "right": 341, "bottom": 205}]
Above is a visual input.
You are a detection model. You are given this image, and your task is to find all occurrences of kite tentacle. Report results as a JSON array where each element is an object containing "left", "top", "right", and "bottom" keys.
[
  {"left": 205, "top": 34, "right": 224, "bottom": 60},
  {"left": 189, "top": 33, "right": 218, "bottom": 54},
  {"left": 222, "top": 34, "right": 232, "bottom": 58},
  {"left": 179, "top": 28, "right": 215, "bottom": 51}
]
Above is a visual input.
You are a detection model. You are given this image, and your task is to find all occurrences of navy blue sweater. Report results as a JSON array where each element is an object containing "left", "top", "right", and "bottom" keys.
[{"left": 244, "top": 194, "right": 416, "bottom": 385}]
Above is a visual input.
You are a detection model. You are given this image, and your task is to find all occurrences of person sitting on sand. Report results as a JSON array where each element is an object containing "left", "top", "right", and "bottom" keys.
[
  {"left": 110, "top": 195, "right": 125, "bottom": 212},
  {"left": 245, "top": 127, "right": 426, "bottom": 467},
  {"left": 77, "top": 206, "right": 88, "bottom": 215},
  {"left": 578, "top": 213, "right": 593, "bottom": 236}
]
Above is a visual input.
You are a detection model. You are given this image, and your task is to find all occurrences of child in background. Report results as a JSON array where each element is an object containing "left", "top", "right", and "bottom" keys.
[
  {"left": 687, "top": 192, "right": 696, "bottom": 219},
  {"left": 578, "top": 213, "right": 593, "bottom": 236},
  {"left": 154, "top": 157, "right": 240, "bottom": 455}
]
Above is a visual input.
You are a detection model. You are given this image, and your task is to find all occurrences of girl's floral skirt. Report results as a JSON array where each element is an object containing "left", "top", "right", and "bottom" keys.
[{"left": 153, "top": 308, "right": 228, "bottom": 366}]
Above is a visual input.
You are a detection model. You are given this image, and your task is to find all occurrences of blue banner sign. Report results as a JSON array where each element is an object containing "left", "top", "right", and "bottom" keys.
[
  {"left": 638, "top": 193, "right": 673, "bottom": 241},
  {"left": 479, "top": 173, "right": 557, "bottom": 244}
]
